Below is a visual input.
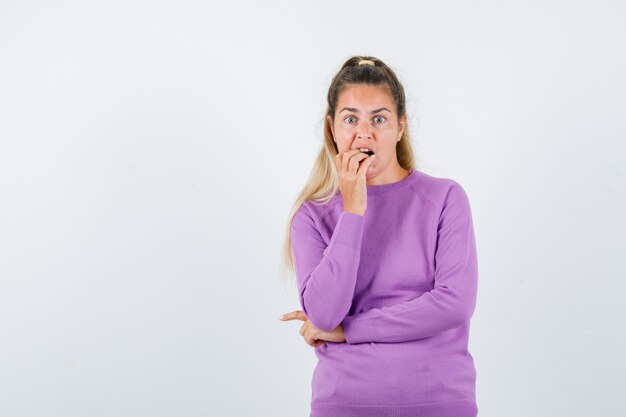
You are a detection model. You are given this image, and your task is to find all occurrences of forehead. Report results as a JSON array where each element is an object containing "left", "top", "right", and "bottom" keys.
[{"left": 337, "top": 84, "right": 394, "bottom": 110}]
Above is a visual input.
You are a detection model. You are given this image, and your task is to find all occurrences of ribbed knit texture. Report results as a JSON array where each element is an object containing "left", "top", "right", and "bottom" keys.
[{"left": 290, "top": 169, "right": 479, "bottom": 417}]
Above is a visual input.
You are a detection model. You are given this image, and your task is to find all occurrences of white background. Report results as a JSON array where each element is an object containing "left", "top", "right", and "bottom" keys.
[{"left": 1, "top": 1, "right": 625, "bottom": 416}]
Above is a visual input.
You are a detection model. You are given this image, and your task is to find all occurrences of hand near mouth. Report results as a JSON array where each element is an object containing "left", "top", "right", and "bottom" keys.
[{"left": 335, "top": 148, "right": 375, "bottom": 216}]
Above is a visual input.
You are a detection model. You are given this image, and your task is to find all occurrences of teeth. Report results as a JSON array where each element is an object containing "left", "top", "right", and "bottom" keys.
[{"left": 358, "top": 148, "right": 371, "bottom": 152}]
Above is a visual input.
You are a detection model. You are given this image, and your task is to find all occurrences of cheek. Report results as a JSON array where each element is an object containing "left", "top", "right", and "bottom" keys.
[{"left": 337, "top": 139, "right": 352, "bottom": 152}]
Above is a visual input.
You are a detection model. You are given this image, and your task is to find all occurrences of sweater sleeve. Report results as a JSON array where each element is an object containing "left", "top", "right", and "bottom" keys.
[
  {"left": 290, "top": 206, "right": 365, "bottom": 332},
  {"left": 341, "top": 182, "right": 478, "bottom": 344}
]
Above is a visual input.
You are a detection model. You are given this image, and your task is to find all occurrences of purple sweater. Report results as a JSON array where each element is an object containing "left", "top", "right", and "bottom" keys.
[{"left": 290, "top": 168, "right": 479, "bottom": 417}]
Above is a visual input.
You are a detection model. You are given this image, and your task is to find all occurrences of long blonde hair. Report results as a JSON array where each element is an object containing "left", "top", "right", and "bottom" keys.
[{"left": 280, "top": 55, "right": 419, "bottom": 284}]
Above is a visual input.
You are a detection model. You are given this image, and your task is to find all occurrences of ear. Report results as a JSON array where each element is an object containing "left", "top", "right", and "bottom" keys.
[{"left": 398, "top": 114, "right": 407, "bottom": 139}]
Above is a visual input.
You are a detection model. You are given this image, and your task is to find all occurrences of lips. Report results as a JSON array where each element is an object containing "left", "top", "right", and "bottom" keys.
[{"left": 354, "top": 147, "right": 375, "bottom": 156}]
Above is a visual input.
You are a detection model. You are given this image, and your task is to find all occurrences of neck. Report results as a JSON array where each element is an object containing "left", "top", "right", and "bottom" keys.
[{"left": 366, "top": 163, "right": 410, "bottom": 186}]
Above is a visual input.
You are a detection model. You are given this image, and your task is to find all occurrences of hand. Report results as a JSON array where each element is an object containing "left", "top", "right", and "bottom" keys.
[
  {"left": 279, "top": 310, "right": 346, "bottom": 348},
  {"left": 335, "top": 149, "right": 375, "bottom": 216}
]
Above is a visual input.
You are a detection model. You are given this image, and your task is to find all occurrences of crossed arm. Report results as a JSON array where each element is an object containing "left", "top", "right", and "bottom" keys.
[{"left": 288, "top": 183, "right": 478, "bottom": 345}]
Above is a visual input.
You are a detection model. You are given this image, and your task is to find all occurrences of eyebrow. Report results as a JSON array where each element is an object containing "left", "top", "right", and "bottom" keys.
[{"left": 339, "top": 107, "right": 391, "bottom": 114}]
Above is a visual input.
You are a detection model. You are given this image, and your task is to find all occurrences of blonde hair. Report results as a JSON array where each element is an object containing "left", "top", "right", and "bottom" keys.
[{"left": 280, "top": 55, "right": 419, "bottom": 284}]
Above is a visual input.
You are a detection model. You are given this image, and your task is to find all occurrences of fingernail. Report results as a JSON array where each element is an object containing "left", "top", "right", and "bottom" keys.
[{"left": 279, "top": 315, "right": 285, "bottom": 320}]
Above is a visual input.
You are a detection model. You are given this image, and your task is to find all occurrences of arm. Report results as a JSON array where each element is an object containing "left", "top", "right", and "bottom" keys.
[
  {"left": 290, "top": 206, "right": 365, "bottom": 332},
  {"left": 342, "top": 182, "right": 478, "bottom": 344}
]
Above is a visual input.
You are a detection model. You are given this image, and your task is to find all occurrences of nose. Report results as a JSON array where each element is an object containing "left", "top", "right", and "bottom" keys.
[{"left": 356, "top": 119, "right": 372, "bottom": 139}]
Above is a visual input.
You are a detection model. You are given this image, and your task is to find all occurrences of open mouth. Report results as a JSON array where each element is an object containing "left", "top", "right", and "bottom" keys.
[{"left": 357, "top": 147, "right": 375, "bottom": 157}]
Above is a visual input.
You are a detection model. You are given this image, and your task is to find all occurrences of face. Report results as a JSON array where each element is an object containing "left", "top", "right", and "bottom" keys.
[{"left": 327, "top": 84, "right": 406, "bottom": 180}]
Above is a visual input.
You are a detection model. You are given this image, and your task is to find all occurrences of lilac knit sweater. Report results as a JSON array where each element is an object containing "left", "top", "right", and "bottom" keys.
[{"left": 290, "top": 168, "right": 479, "bottom": 417}]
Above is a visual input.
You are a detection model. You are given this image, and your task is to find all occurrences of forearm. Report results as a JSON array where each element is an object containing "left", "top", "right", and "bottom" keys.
[
  {"left": 291, "top": 209, "right": 365, "bottom": 332},
  {"left": 342, "top": 279, "right": 477, "bottom": 344}
]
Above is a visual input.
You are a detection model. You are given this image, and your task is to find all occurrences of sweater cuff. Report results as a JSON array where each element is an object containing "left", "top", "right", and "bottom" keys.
[
  {"left": 329, "top": 211, "right": 365, "bottom": 249},
  {"left": 342, "top": 314, "right": 378, "bottom": 344}
]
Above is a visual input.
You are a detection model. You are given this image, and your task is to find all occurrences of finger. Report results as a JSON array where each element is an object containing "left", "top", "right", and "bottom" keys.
[
  {"left": 353, "top": 152, "right": 370, "bottom": 171},
  {"left": 341, "top": 149, "right": 358, "bottom": 175},
  {"left": 309, "top": 337, "right": 326, "bottom": 348},
  {"left": 304, "top": 335, "right": 317, "bottom": 346},
  {"left": 357, "top": 154, "right": 375, "bottom": 175},
  {"left": 354, "top": 152, "right": 371, "bottom": 174},
  {"left": 335, "top": 151, "right": 342, "bottom": 171},
  {"left": 343, "top": 150, "right": 368, "bottom": 176},
  {"left": 336, "top": 150, "right": 351, "bottom": 174},
  {"left": 280, "top": 310, "right": 307, "bottom": 321}
]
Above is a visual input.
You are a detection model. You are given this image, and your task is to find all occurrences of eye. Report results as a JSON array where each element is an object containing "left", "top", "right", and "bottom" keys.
[
  {"left": 374, "top": 116, "right": 386, "bottom": 123},
  {"left": 343, "top": 115, "right": 357, "bottom": 124}
]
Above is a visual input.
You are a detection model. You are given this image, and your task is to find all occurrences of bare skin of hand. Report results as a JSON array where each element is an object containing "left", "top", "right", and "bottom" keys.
[
  {"left": 280, "top": 310, "right": 346, "bottom": 348},
  {"left": 335, "top": 149, "right": 375, "bottom": 216}
]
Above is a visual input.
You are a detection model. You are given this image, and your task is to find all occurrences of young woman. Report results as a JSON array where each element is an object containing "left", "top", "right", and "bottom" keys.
[{"left": 279, "top": 55, "right": 479, "bottom": 417}]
